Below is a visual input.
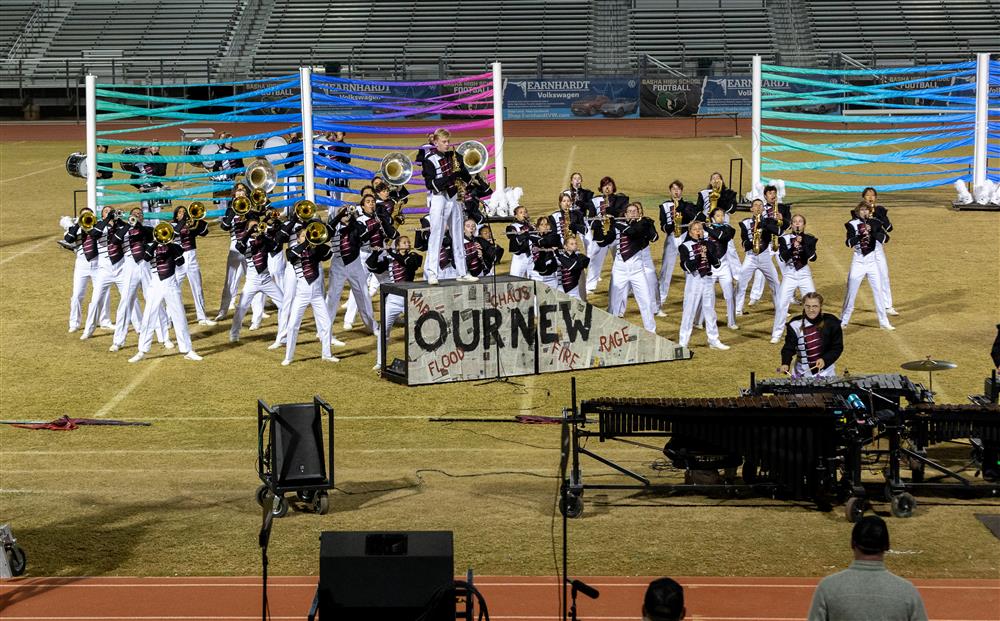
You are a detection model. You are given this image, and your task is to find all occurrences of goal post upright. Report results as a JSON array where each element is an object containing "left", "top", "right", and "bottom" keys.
[
  {"left": 751, "top": 54, "right": 762, "bottom": 188},
  {"left": 86, "top": 74, "right": 97, "bottom": 212},
  {"left": 491, "top": 61, "right": 506, "bottom": 206},
  {"left": 299, "top": 66, "right": 316, "bottom": 203},
  {"left": 972, "top": 52, "right": 989, "bottom": 193}
]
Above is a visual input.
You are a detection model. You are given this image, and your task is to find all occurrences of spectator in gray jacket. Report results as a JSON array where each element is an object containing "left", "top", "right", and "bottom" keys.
[{"left": 808, "top": 515, "right": 927, "bottom": 621}]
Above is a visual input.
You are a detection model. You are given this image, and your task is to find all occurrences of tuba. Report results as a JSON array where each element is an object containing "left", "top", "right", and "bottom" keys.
[
  {"left": 79, "top": 210, "right": 97, "bottom": 231},
  {"left": 456, "top": 140, "right": 489, "bottom": 174},
  {"left": 379, "top": 152, "right": 413, "bottom": 187},
  {"left": 153, "top": 221, "right": 175, "bottom": 244},
  {"left": 245, "top": 158, "right": 277, "bottom": 193},
  {"left": 294, "top": 199, "right": 316, "bottom": 221},
  {"left": 304, "top": 220, "right": 329, "bottom": 246}
]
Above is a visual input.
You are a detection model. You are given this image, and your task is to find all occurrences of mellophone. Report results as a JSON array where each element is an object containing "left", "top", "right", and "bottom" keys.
[{"left": 561, "top": 373, "right": 1000, "bottom": 520}]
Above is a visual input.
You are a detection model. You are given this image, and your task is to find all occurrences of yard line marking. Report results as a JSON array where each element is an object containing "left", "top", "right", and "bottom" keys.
[
  {"left": 0, "top": 162, "right": 64, "bottom": 184},
  {"left": 0, "top": 447, "right": 558, "bottom": 455},
  {"left": 94, "top": 359, "right": 162, "bottom": 417},
  {"left": 0, "top": 239, "right": 50, "bottom": 266}
]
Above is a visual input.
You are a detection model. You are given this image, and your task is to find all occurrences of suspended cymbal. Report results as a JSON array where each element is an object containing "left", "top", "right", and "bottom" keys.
[{"left": 901, "top": 358, "right": 957, "bottom": 372}]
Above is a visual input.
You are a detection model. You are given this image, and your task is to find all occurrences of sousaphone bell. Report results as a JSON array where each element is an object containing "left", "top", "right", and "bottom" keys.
[
  {"left": 379, "top": 152, "right": 413, "bottom": 187},
  {"left": 245, "top": 158, "right": 277, "bottom": 193},
  {"left": 456, "top": 140, "right": 489, "bottom": 174}
]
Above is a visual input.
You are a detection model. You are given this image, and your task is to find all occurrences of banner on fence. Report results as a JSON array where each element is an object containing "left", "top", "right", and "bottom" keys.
[
  {"left": 503, "top": 77, "right": 640, "bottom": 120},
  {"left": 641, "top": 75, "right": 841, "bottom": 117}
]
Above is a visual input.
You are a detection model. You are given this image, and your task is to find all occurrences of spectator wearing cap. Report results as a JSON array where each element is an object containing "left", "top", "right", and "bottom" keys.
[
  {"left": 643, "top": 577, "right": 685, "bottom": 621},
  {"left": 808, "top": 516, "right": 927, "bottom": 621}
]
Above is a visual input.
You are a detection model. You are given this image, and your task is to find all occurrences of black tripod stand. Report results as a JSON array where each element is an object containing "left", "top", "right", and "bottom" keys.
[{"left": 475, "top": 210, "right": 524, "bottom": 388}]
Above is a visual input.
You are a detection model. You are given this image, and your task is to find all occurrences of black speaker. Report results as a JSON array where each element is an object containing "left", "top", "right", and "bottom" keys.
[
  {"left": 318, "top": 531, "right": 455, "bottom": 620},
  {"left": 324, "top": 62, "right": 343, "bottom": 76},
  {"left": 272, "top": 403, "right": 327, "bottom": 488}
]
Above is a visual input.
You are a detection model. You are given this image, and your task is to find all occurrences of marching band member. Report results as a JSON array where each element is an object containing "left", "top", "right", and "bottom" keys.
[
  {"left": 506, "top": 205, "right": 534, "bottom": 278},
  {"left": 564, "top": 172, "right": 595, "bottom": 214},
  {"left": 462, "top": 218, "right": 495, "bottom": 279},
  {"left": 529, "top": 217, "right": 562, "bottom": 289},
  {"left": 734, "top": 199, "right": 781, "bottom": 315},
  {"left": 325, "top": 205, "right": 379, "bottom": 339},
  {"left": 657, "top": 180, "right": 698, "bottom": 312},
  {"left": 63, "top": 208, "right": 104, "bottom": 333},
  {"left": 283, "top": 226, "right": 338, "bottom": 365},
  {"left": 678, "top": 221, "right": 729, "bottom": 350},
  {"left": 171, "top": 205, "right": 214, "bottom": 325},
  {"left": 748, "top": 184, "right": 791, "bottom": 307},
  {"left": 343, "top": 193, "right": 398, "bottom": 330},
  {"left": 212, "top": 133, "right": 242, "bottom": 212},
  {"left": 80, "top": 207, "right": 136, "bottom": 340},
  {"left": 594, "top": 202, "right": 658, "bottom": 333},
  {"left": 702, "top": 207, "right": 739, "bottom": 330},
  {"left": 112, "top": 207, "right": 171, "bottom": 352},
  {"left": 841, "top": 202, "right": 894, "bottom": 330},
  {"left": 780, "top": 292, "right": 843, "bottom": 378},
  {"left": 478, "top": 225, "right": 503, "bottom": 276},
  {"left": 327, "top": 130, "right": 351, "bottom": 204},
  {"left": 696, "top": 172, "right": 739, "bottom": 275},
  {"left": 215, "top": 183, "right": 264, "bottom": 324},
  {"left": 770, "top": 214, "right": 817, "bottom": 344},
  {"left": 421, "top": 128, "right": 476, "bottom": 285},
  {"left": 462, "top": 172, "right": 491, "bottom": 225},
  {"left": 414, "top": 132, "right": 435, "bottom": 210},
  {"left": 585, "top": 176, "right": 629, "bottom": 293},
  {"left": 862, "top": 187, "right": 897, "bottom": 316},
  {"left": 229, "top": 216, "right": 285, "bottom": 343},
  {"left": 548, "top": 191, "right": 587, "bottom": 248},
  {"left": 269, "top": 204, "right": 312, "bottom": 350},
  {"left": 367, "top": 236, "right": 422, "bottom": 370},
  {"left": 128, "top": 225, "right": 202, "bottom": 363},
  {"left": 554, "top": 236, "right": 590, "bottom": 300}
]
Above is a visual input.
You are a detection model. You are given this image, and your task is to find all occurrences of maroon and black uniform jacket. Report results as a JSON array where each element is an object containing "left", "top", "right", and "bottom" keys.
[
  {"left": 529, "top": 231, "right": 562, "bottom": 274},
  {"left": 781, "top": 312, "right": 844, "bottom": 370},
  {"left": 555, "top": 251, "right": 589, "bottom": 291},
  {"left": 65, "top": 222, "right": 100, "bottom": 261},
  {"left": 287, "top": 242, "right": 331, "bottom": 285},
  {"left": 414, "top": 215, "right": 431, "bottom": 251},
  {"left": 422, "top": 147, "right": 471, "bottom": 197},
  {"left": 236, "top": 230, "right": 276, "bottom": 274},
  {"left": 173, "top": 218, "right": 208, "bottom": 251},
  {"left": 659, "top": 198, "right": 699, "bottom": 235},
  {"left": 333, "top": 215, "right": 369, "bottom": 265},
  {"left": 505, "top": 220, "right": 534, "bottom": 255},
  {"left": 92, "top": 217, "right": 127, "bottom": 265},
  {"left": 367, "top": 249, "right": 423, "bottom": 283},
  {"left": 845, "top": 217, "right": 885, "bottom": 256},
  {"left": 145, "top": 241, "right": 185, "bottom": 280},
  {"left": 679, "top": 236, "right": 721, "bottom": 277},
  {"left": 704, "top": 222, "right": 735, "bottom": 257},
  {"left": 738, "top": 216, "right": 780, "bottom": 253},
  {"left": 594, "top": 217, "right": 658, "bottom": 261},
  {"left": 121, "top": 223, "right": 154, "bottom": 263},
  {"left": 778, "top": 232, "right": 818, "bottom": 270}
]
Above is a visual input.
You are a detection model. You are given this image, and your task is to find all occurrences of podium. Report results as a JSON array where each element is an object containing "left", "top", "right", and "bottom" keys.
[{"left": 378, "top": 276, "right": 691, "bottom": 386}]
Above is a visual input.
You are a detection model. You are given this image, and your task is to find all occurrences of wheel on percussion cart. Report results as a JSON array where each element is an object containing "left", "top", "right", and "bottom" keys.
[
  {"left": 844, "top": 496, "right": 866, "bottom": 523},
  {"left": 890, "top": 492, "right": 916, "bottom": 518},
  {"left": 560, "top": 492, "right": 584, "bottom": 519}
]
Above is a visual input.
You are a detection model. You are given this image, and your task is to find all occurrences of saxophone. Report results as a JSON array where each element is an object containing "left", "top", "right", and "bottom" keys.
[
  {"left": 672, "top": 200, "right": 683, "bottom": 237},
  {"left": 751, "top": 213, "right": 763, "bottom": 254},
  {"left": 708, "top": 185, "right": 721, "bottom": 218},
  {"left": 560, "top": 202, "right": 572, "bottom": 243},
  {"left": 772, "top": 203, "right": 782, "bottom": 251},
  {"left": 450, "top": 149, "right": 466, "bottom": 200}
]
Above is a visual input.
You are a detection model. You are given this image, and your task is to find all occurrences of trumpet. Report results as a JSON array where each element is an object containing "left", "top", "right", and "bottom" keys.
[
  {"left": 252, "top": 220, "right": 269, "bottom": 237},
  {"left": 232, "top": 195, "right": 253, "bottom": 216},
  {"left": 128, "top": 214, "right": 140, "bottom": 226},
  {"left": 79, "top": 210, "right": 98, "bottom": 231},
  {"left": 188, "top": 201, "right": 206, "bottom": 222},
  {"left": 294, "top": 199, "right": 316, "bottom": 221},
  {"left": 304, "top": 220, "right": 329, "bottom": 246},
  {"left": 153, "top": 221, "right": 175, "bottom": 244}
]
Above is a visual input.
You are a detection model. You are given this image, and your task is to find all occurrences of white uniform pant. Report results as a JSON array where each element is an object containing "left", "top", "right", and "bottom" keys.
[
  {"left": 231, "top": 269, "right": 284, "bottom": 339},
  {"left": 658, "top": 235, "right": 681, "bottom": 305},
  {"left": 735, "top": 251, "right": 780, "bottom": 312},
  {"left": 697, "top": 262, "right": 737, "bottom": 329},
  {"left": 114, "top": 257, "right": 169, "bottom": 347},
  {"left": 749, "top": 247, "right": 779, "bottom": 302},
  {"left": 608, "top": 255, "right": 656, "bottom": 332},
  {"left": 69, "top": 254, "right": 98, "bottom": 330},
  {"left": 326, "top": 255, "right": 378, "bottom": 334},
  {"left": 137, "top": 275, "right": 193, "bottom": 354},
  {"left": 509, "top": 253, "right": 532, "bottom": 278},
  {"left": 586, "top": 242, "right": 610, "bottom": 292},
  {"left": 378, "top": 292, "right": 406, "bottom": 364},
  {"left": 176, "top": 249, "right": 208, "bottom": 321},
  {"left": 642, "top": 249, "right": 659, "bottom": 319},
  {"left": 84, "top": 259, "right": 133, "bottom": 334},
  {"left": 875, "top": 242, "right": 893, "bottom": 308},
  {"left": 841, "top": 253, "right": 891, "bottom": 327},
  {"left": 423, "top": 193, "right": 467, "bottom": 281},
  {"left": 218, "top": 244, "right": 264, "bottom": 321},
  {"left": 771, "top": 266, "right": 816, "bottom": 340},
  {"left": 344, "top": 253, "right": 379, "bottom": 326},
  {"left": 679, "top": 273, "right": 720, "bottom": 347},
  {"left": 724, "top": 244, "right": 741, "bottom": 280},
  {"left": 275, "top": 261, "right": 298, "bottom": 344},
  {"left": 285, "top": 277, "right": 333, "bottom": 363}
]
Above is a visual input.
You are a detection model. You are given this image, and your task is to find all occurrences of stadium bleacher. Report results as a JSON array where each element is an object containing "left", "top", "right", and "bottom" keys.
[{"left": 1, "top": 1, "right": 41, "bottom": 58}]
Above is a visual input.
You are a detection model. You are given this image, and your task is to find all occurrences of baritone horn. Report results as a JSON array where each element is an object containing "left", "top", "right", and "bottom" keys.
[
  {"left": 304, "top": 220, "right": 329, "bottom": 246},
  {"left": 153, "top": 222, "right": 175, "bottom": 244},
  {"left": 78, "top": 210, "right": 97, "bottom": 231},
  {"left": 294, "top": 199, "right": 316, "bottom": 220},
  {"left": 188, "top": 201, "right": 206, "bottom": 222},
  {"left": 456, "top": 140, "right": 489, "bottom": 174},
  {"left": 245, "top": 158, "right": 277, "bottom": 193},
  {"left": 379, "top": 152, "right": 413, "bottom": 186},
  {"left": 250, "top": 187, "right": 269, "bottom": 207},
  {"left": 232, "top": 195, "right": 252, "bottom": 215}
]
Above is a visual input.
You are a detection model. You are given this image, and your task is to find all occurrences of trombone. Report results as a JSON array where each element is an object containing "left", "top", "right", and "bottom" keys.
[
  {"left": 294, "top": 199, "right": 316, "bottom": 221},
  {"left": 188, "top": 201, "right": 207, "bottom": 223},
  {"left": 78, "top": 210, "right": 98, "bottom": 231},
  {"left": 153, "top": 221, "right": 175, "bottom": 244},
  {"left": 304, "top": 220, "right": 329, "bottom": 246}
]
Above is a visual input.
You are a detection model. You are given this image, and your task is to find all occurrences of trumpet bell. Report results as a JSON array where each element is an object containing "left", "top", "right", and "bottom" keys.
[
  {"left": 379, "top": 152, "right": 413, "bottom": 186},
  {"left": 79, "top": 210, "right": 97, "bottom": 231},
  {"left": 232, "top": 196, "right": 252, "bottom": 215},
  {"left": 456, "top": 140, "right": 489, "bottom": 174},
  {"left": 294, "top": 199, "right": 316, "bottom": 221},
  {"left": 245, "top": 158, "right": 277, "bottom": 193},
  {"left": 153, "top": 222, "right": 175, "bottom": 244},
  {"left": 304, "top": 220, "right": 329, "bottom": 246},
  {"left": 188, "top": 201, "right": 206, "bottom": 221}
]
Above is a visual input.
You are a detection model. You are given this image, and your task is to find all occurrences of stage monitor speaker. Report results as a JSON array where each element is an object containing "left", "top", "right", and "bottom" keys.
[
  {"left": 272, "top": 403, "right": 327, "bottom": 488},
  {"left": 318, "top": 531, "right": 455, "bottom": 620}
]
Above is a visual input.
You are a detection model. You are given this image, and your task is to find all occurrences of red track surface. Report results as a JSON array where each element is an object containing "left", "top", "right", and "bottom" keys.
[{"left": 1, "top": 575, "right": 997, "bottom": 620}]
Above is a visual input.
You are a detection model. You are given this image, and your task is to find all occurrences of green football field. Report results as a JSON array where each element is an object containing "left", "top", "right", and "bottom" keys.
[{"left": 1, "top": 133, "right": 998, "bottom": 579}]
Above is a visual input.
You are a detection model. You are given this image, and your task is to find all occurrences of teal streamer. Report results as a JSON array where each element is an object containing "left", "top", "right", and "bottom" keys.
[
  {"left": 97, "top": 126, "right": 302, "bottom": 148},
  {"left": 776, "top": 176, "right": 969, "bottom": 193},
  {"left": 761, "top": 132, "right": 973, "bottom": 165},
  {"left": 97, "top": 142, "right": 296, "bottom": 164},
  {"left": 95, "top": 183, "right": 232, "bottom": 206},
  {"left": 761, "top": 130, "right": 972, "bottom": 152}
]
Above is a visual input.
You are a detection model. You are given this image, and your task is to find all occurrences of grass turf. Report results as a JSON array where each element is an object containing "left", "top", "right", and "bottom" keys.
[{"left": 0, "top": 135, "right": 998, "bottom": 579}]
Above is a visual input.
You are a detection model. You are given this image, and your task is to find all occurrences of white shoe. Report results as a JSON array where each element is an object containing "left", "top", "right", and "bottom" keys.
[
  {"left": 249, "top": 323, "right": 260, "bottom": 331},
  {"left": 128, "top": 352, "right": 145, "bottom": 363},
  {"left": 68, "top": 325, "right": 79, "bottom": 333},
  {"left": 281, "top": 359, "right": 292, "bottom": 366},
  {"left": 164, "top": 339, "right": 175, "bottom": 349},
  {"left": 343, "top": 322, "right": 353, "bottom": 331},
  {"left": 748, "top": 299, "right": 759, "bottom": 307},
  {"left": 214, "top": 312, "right": 226, "bottom": 322},
  {"left": 229, "top": 333, "right": 239, "bottom": 343},
  {"left": 656, "top": 310, "right": 668, "bottom": 318},
  {"left": 881, "top": 324, "right": 896, "bottom": 331},
  {"left": 199, "top": 319, "right": 217, "bottom": 326},
  {"left": 183, "top": 351, "right": 203, "bottom": 361},
  {"left": 262, "top": 312, "right": 271, "bottom": 319},
  {"left": 456, "top": 274, "right": 479, "bottom": 282},
  {"left": 427, "top": 276, "right": 439, "bottom": 285},
  {"left": 708, "top": 340, "right": 731, "bottom": 350},
  {"left": 886, "top": 307, "right": 899, "bottom": 316},
  {"left": 728, "top": 324, "right": 739, "bottom": 330},
  {"left": 372, "top": 362, "right": 381, "bottom": 370},
  {"left": 80, "top": 330, "right": 93, "bottom": 341},
  {"left": 769, "top": 337, "right": 781, "bottom": 344},
  {"left": 267, "top": 342, "right": 283, "bottom": 350},
  {"left": 323, "top": 355, "right": 340, "bottom": 363},
  {"left": 108, "top": 344, "right": 120, "bottom": 352},
  {"left": 331, "top": 337, "right": 346, "bottom": 347},
  {"left": 735, "top": 309, "right": 744, "bottom": 317},
  {"left": 99, "top": 322, "right": 115, "bottom": 330}
]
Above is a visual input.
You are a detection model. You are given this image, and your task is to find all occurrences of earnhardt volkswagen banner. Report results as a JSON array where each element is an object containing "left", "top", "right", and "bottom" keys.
[{"left": 504, "top": 77, "right": 640, "bottom": 120}]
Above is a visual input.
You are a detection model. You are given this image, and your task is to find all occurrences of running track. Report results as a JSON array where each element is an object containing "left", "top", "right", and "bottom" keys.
[{"left": 1, "top": 576, "right": 997, "bottom": 620}]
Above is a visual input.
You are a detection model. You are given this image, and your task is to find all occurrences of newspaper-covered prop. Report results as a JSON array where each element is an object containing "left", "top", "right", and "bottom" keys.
[
  {"left": 954, "top": 179, "right": 974, "bottom": 205},
  {"left": 973, "top": 179, "right": 997, "bottom": 205},
  {"left": 774, "top": 178, "right": 787, "bottom": 203},
  {"left": 993, "top": 181, "right": 1000, "bottom": 205},
  {"left": 744, "top": 181, "right": 764, "bottom": 203},
  {"left": 485, "top": 186, "right": 522, "bottom": 218},
  {"left": 391, "top": 276, "right": 691, "bottom": 385}
]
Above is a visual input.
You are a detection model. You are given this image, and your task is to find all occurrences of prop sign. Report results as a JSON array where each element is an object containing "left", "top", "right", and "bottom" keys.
[{"left": 381, "top": 276, "right": 690, "bottom": 386}]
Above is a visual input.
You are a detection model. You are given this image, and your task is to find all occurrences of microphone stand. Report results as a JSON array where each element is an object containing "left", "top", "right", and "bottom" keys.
[
  {"left": 259, "top": 494, "right": 278, "bottom": 621},
  {"left": 476, "top": 192, "right": 523, "bottom": 387}
]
